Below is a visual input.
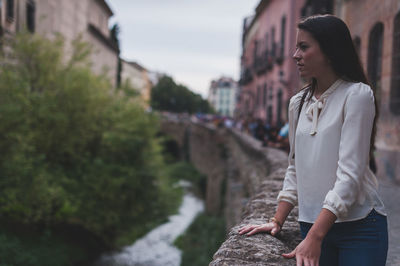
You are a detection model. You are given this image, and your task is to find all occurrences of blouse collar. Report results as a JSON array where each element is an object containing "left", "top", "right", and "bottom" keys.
[{"left": 306, "top": 79, "right": 343, "bottom": 135}]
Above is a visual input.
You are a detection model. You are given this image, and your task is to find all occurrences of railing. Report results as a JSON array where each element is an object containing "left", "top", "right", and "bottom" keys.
[
  {"left": 239, "top": 67, "right": 253, "bottom": 85},
  {"left": 275, "top": 42, "right": 284, "bottom": 64}
]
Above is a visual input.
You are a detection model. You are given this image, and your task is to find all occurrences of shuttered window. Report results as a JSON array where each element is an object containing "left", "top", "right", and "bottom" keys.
[
  {"left": 367, "top": 23, "right": 384, "bottom": 103},
  {"left": 391, "top": 13, "right": 400, "bottom": 114}
]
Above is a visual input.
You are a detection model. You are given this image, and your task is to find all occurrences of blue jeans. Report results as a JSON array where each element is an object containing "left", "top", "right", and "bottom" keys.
[{"left": 299, "top": 209, "right": 388, "bottom": 266}]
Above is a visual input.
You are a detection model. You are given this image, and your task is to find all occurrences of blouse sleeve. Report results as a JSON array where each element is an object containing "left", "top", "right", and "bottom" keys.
[
  {"left": 277, "top": 93, "right": 302, "bottom": 206},
  {"left": 322, "top": 83, "right": 375, "bottom": 218}
]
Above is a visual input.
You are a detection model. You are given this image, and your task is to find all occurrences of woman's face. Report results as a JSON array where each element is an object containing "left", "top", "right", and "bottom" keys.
[{"left": 293, "top": 29, "right": 330, "bottom": 80}]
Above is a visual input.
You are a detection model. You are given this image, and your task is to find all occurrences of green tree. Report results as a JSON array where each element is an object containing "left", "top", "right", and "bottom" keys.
[
  {"left": 151, "top": 75, "right": 213, "bottom": 113},
  {"left": 110, "top": 23, "right": 122, "bottom": 88},
  {"left": 0, "top": 32, "right": 181, "bottom": 253}
]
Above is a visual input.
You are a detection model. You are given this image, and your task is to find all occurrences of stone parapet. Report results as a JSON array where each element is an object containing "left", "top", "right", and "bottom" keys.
[
  {"left": 209, "top": 130, "right": 300, "bottom": 265},
  {"left": 160, "top": 118, "right": 301, "bottom": 265},
  {"left": 161, "top": 117, "right": 399, "bottom": 265}
]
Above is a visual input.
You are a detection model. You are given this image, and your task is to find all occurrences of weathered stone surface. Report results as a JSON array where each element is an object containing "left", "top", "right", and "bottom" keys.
[{"left": 210, "top": 168, "right": 301, "bottom": 266}]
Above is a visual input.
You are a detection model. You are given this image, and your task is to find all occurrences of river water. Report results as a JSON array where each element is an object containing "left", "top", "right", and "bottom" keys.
[{"left": 96, "top": 187, "right": 204, "bottom": 266}]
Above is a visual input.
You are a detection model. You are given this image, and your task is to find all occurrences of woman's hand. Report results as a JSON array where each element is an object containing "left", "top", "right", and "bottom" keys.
[
  {"left": 238, "top": 221, "right": 281, "bottom": 236},
  {"left": 282, "top": 236, "right": 322, "bottom": 266}
]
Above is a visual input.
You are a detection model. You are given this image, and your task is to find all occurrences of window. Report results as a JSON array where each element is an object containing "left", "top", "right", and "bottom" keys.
[
  {"left": 263, "top": 83, "right": 267, "bottom": 107},
  {"left": 391, "top": 12, "right": 400, "bottom": 115},
  {"left": 6, "top": 0, "right": 14, "bottom": 20},
  {"left": 280, "top": 16, "right": 286, "bottom": 58},
  {"left": 271, "top": 27, "right": 276, "bottom": 57},
  {"left": 269, "top": 87, "right": 273, "bottom": 100},
  {"left": 253, "top": 40, "right": 258, "bottom": 63},
  {"left": 277, "top": 90, "right": 283, "bottom": 127},
  {"left": 368, "top": 22, "right": 384, "bottom": 102},
  {"left": 267, "top": 106, "right": 273, "bottom": 125},
  {"left": 301, "top": 0, "right": 333, "bottom": 18},
  {"left": 26, "top": 0, "right": 36, "bottom": 33}
]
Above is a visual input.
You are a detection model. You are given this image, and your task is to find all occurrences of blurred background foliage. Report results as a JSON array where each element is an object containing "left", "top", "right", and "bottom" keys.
[
  {"left": 174, "top": 213, "right": 226, "bottom": 266},
  {"left": 151, "top": 75, "right": 214, "bottom": 114},
  {"left": 0, "top": 32, "right": 183, "bottom": 265}
]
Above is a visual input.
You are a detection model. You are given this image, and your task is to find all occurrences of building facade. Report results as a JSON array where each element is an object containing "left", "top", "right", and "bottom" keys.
[
  {"left": 120, "top": 59, "right": 152, "bottom": 106},
  {"left": 335, "top": 0, "right": 400, "bottom": 182},
  {"left": 237, "top": 0, "right": 335, "bottom": 128},
  {"left": 208, "top": 77, "right": 238, "bottom": 117},
  {"left": 0, "top": 0, "right": 119, "bottom": 87},
  {"left": 238, "top": 0, "right": 400, "bottom": 181},
  {"left": 237, "top": 0, "right": 302, "bottom": 127}
]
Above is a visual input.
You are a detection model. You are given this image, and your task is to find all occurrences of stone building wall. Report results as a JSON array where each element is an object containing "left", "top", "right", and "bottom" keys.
[
  {"left": 88, "top": 0, "right": 111, "bottom": 39},
  {"left": 85, "top": 28, "right": 118, "bottom": 87},
  {"left": 1, "top": 0, "right": 119, "bottom": 87},
  {"left": 120, "top": 59, "right": 152, "bottom": 106},
  {"left": 35, "top": 0, "right": 88, "bottom": 43},
  {"left": 1, "top": 0, "right": 18, "bottom": 34},
  {"left": 337, "top": 0, "right": 400, "bottom": 183}
]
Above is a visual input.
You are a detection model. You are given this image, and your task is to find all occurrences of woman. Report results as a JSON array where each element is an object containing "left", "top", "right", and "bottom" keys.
[{"left": 238, "top": 14, "right": 388, "bottom": 266}]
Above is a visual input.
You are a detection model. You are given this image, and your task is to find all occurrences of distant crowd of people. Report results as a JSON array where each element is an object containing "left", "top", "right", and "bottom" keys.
[
  {"left": 234, "top": 117, "right": 289, "bottom": 153},
  {"left": 191, "top": 113, "right": 290, "bottom": 153}
]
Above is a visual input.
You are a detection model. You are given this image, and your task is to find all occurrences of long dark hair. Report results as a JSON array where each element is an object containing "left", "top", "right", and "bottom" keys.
[{"left": 297, "top": 14, "right": 378, "bottom": 172}]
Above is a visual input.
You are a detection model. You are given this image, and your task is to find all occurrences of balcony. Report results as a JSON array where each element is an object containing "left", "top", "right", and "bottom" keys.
[
  {"left": 253, "top": 52, "right": 268, "bottom": 75},
  {"left": 275, "top": 42, "right": 284, "bottom": 65},
  {"left": 252, "top": 47, "right": 281, "bottom": 75},
  {"left": 266, "top": 54, "right": 274, "bottom": 70},
  {"left": 239, "top": 67, "right": 253, "bottom": 85}
]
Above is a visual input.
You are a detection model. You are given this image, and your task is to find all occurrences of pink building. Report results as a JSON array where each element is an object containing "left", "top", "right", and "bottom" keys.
[
  {"left": 237, "top": 0, "right": 334, "bottom": 127},
  {"left": 238, "top": 0, "right": 400, "bottom": 181}
]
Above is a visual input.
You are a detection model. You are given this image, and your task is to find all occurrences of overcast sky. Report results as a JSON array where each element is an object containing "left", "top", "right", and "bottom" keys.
[{"left": 107, "top": 0, "right": 260, "bottom": 98}]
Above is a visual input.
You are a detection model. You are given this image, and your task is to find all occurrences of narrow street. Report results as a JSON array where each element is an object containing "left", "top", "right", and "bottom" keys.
[{"left": 379, "top": 178, "right": 400, "bottom": 266}]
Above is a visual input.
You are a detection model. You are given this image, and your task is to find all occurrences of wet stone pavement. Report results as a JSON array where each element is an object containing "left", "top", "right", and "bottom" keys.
[{"left": 378, "top": 178, "right": 400, "bottom": 266}]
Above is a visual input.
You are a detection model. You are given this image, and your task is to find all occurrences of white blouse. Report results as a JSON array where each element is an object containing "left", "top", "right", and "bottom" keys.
[{"left": 277, "top": 79, "right": 386, "bottom": 223}]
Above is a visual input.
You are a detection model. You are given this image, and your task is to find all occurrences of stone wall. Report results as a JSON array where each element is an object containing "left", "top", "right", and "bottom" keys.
[
  {"left": 211, "top": 129, "right": 300, "bottom": 266},
  {"left": 339, "top": 0, "right": 400, "bottom": 183},
  {"left": 160, "top": 118, "right": 301, "bottom": 265}
]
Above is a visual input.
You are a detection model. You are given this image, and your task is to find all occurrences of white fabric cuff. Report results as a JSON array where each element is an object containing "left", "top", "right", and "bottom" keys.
[
  {"left": 277, "top": 190, "right": 297, "bottom": 206},
  {"left": 323, "top": 190, "right": 348, "bottom": 218}
]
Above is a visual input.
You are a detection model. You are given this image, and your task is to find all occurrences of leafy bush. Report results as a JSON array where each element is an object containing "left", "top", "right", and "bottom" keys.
[
  {"left": 0, "top": 32, "right": 181, "bottom": 250},
  {"left": 174, "top": 213, "right": 226, "bottom": 266},
  {"left": 0, "top": 229, "right": 86, "bottom": 266},
  {"left": 167, "top": 162, "right": 207, "bottom": 198}
]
